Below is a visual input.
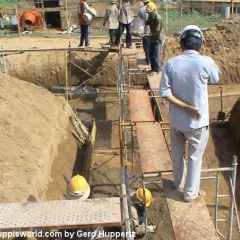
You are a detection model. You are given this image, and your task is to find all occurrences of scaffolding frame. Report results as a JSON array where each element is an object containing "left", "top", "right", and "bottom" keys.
[
  {"left": 0, "top": 45, "right": 239, "bottom": 239},
  {"left": 117, "top": 49, "right": 239, "bottom": 239}
]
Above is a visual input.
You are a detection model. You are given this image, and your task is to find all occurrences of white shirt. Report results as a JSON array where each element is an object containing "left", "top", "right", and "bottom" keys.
[
  {"left": 119, "top": 0, "right": 134, "bottom": 24},
  {"left": 103, "top": 4, "right": 119, "bottom": 29},
  {"left": 159, "top": 50, "right": 222, "bottom": 131}
]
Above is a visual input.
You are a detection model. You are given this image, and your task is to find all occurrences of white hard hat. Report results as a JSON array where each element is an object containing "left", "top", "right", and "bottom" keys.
[{"left": 180, "top": 25, "right": 204, "bottom": 40}]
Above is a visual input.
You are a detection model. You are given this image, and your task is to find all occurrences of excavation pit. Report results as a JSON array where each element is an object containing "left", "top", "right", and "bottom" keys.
[{"left": 1, "top": 30, "right": 240, "bottom": 239}]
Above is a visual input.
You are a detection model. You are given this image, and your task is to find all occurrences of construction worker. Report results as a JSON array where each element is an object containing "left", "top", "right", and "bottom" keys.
[
  {"left": 145, "top": 2, "right": 165, "bottom": 75},
  {"left": 66, "top": 174, "right": 91, "bottom": 200},
  {"left": 138, "top": 0, "right": 151, "bottom": 64},
  {"left": 113, "top": 0, "right": 134, "bottom": 48},
  {"left": 130, "top": 188, "right": 156, "bottom": 235},
  {"left": 63, "top": 175, "right": 104, "bottom": 239},
  {"left": 77, "top": 0, "right": 96, "bottom": 47},
  {"left": 159, "top": 25, "right": 221, "bottom": 202},
  {"left": 0, "top": 13, "right": 4, "bottom": 30},
  {"left": 103, "top": 0, "right": 120, "bottom": 46}
]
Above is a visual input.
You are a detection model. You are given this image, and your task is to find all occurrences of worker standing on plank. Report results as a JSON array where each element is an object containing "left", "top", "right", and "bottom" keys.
[
  {"left": 103, "top": 0, "right": 120, "bottom": 46},
  {"left": 145, "top": 2, "right": 165, "bottom": 75},
  {"left": 159, "top": 25, "right": 222, "bottom": 202},
  {"left": 138, "top": 0, "right": 151, "bottom": 64},
  {"left": 77, "top": 0, "right": 96, "bottom": 47},
  {"left": 113, "top": 0, "right": 134, "bottom": 48}
]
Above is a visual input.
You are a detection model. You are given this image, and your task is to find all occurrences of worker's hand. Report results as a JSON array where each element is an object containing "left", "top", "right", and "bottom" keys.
[
  {"left": 185, "top": 105, "right": 201, "bottom": 120},
  {"left": 134, "top": 225, "right": 145, "bottom": 235}
]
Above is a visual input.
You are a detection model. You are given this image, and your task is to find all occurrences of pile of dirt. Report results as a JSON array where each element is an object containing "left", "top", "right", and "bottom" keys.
[
  {"left": 0, "top": 72, "right": 81, "bottom": 203},
  {"left": 5, "top": 50, "right": 120, "bottom": 87},
  {"left": 163, "top": 17, "right": 240, "bottom": 85}
]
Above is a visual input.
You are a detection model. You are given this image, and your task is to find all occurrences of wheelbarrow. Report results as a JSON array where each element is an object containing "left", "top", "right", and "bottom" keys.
[{"left": 217, "top": 87, "right": 226, "bottom": 121}]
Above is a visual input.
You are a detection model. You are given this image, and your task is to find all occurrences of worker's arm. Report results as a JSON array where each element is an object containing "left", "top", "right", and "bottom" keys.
[
  {"left": 118, "top": 0, "right": 122, "bottom": 10},
  {"left": 163, "top": 95, "right": 201, "bottom": 120},
  {"left": 159, "top": 66, "right": 201, "bottom": 120},
  {"left": 102, "top": 9, "right": 109, "bottom": 26},
  {"left": 205, "top": 56, "right": 222, "bottom": 84}
]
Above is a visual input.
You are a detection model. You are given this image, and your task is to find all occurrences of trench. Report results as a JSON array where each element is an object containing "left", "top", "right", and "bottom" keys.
[{"left": 4, "top": 47, "right": 240, "bottom": 239}]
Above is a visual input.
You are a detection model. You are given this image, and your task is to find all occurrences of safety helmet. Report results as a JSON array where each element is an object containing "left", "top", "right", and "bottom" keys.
[
  {"left": 110, "top": 0, "right": 117, "bottom": 3},
  {"left": 66, "top": 174, "right": 90, "bottom": 200},
  {"left": 136, "top": 188, "right": 152, "bottom": 207},
  {"left": 143, "top": 0, "right": 150, "bottom": 3},
  {"left": 146, "top": 2, "right": 157, "bottom": 13},
  {"left": 180, "top": 25, "right": 204, "bottom": 41}
]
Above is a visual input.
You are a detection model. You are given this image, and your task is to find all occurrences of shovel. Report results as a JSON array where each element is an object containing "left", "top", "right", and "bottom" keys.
[{"left": 217, "top": 87, "right": 226, "bottom": 121}]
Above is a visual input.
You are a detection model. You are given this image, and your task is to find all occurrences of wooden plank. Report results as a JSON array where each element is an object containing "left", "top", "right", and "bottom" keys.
[
  {"left": 0, "top": 198, "right": 121, "bottom": 231},
  {"left": 137, "top": 122, "right": 172, "bottom": 173},
  {"left": 148, "top": 72, "right": 162, "bottom": 91},
  {"left": 162, "top": 174, "right": 219, "bottom": 240},
  {"left": 129, "top": 90, "right": 154, "bottom": 123},
  {"left": 84, "top": 119, "right": 97, "bottom": 181},
  {"left": 137, "top": 53, "right": 150, "bottom": 70},
  {"left": 122, "top": 44, "right": 138, "bottom": 56}
]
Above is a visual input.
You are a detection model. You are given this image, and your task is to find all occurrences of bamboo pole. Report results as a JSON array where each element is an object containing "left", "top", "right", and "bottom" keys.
[
  {"left": 65, "top": 49, "right": 68, "bottom": 102},
  {"left": 15, "top": 5, "right": 21, "bottom": 39},
  {"left": 131, "top": 124, "right": 134, "bottom": 174},
  {"left": 119, "top": 116, "right": 124, "bottom": 165},
  {"left": 120, "top": 166, "right": 134, "bottom": 240}
]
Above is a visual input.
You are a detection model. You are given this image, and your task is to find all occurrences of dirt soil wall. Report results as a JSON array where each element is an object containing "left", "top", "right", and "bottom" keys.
[
  {"left": 163, "top": 18, "right": 240, "bottom": 85},
  {"left": 229, "top": 98, "right": 240, "bottom": 144},
  {"left": 0, "top": 72, "right": 80, "bottom": 203}
]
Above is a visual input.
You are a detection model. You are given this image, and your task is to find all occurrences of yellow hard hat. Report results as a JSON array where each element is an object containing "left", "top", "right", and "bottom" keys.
[
  {"left": 146, "top": 2, "right": 156, "bottom": 13},
  {"left": 67, "top": 174, "right": 89, "bottom": 196},
  {"left": 136, "top": 188, "right": 152, "bottom": 207}
]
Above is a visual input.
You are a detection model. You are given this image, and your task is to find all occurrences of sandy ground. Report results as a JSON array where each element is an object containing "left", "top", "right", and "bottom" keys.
[{"left": 1, "top": 17, "right": 240, "bottom": 239}]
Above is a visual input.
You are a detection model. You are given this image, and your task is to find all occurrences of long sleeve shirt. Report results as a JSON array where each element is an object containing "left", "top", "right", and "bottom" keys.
[
  {"left": 138, "top": 6, "right": 150, "bottom": 35},
  {"left": 118, "top": 0, "right": 134, "bottom": 24},
  {"left": 103, "top": 5, "right": 119, "bottom": 29},
  {"left": 77, "top": 1, "right": 96, "bottom": 25},
  {"left": 159, "top": 50, "right": 222, "bottom": 131},
  {"left": 145, "top": 13, "right": 164, "bottom": 43}
]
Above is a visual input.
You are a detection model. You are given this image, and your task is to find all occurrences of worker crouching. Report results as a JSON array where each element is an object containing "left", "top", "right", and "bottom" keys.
[
  {"left": 66, "top": 174, "right": 91, "bottom": 200},
  {"left": 130, "top": 188, "right": 156, "bottom": 235}
]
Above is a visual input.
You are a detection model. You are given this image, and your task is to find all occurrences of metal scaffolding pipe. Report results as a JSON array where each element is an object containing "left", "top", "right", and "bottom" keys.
[
  {"left": 120, "top": 166, "right": 134, "bottom": 240},
  {"left": 228, "top": 156, "right": 238, "bottom": 239},
  {"left": 0, "top": 47, "right": 119, "bottom": 53}
]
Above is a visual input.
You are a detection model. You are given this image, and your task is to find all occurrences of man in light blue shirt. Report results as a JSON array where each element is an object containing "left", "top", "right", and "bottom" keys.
[
  {"left": 159, "top": 25, "right": 222, "bottom": 202},
  {"left": 138, "top": 0, "right": 151, "bottom": 64}
]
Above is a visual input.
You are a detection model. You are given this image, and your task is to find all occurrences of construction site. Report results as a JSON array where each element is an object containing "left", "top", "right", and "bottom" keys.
[{"left": 1, "top": 0, "right": 240, "bottom": 239}]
